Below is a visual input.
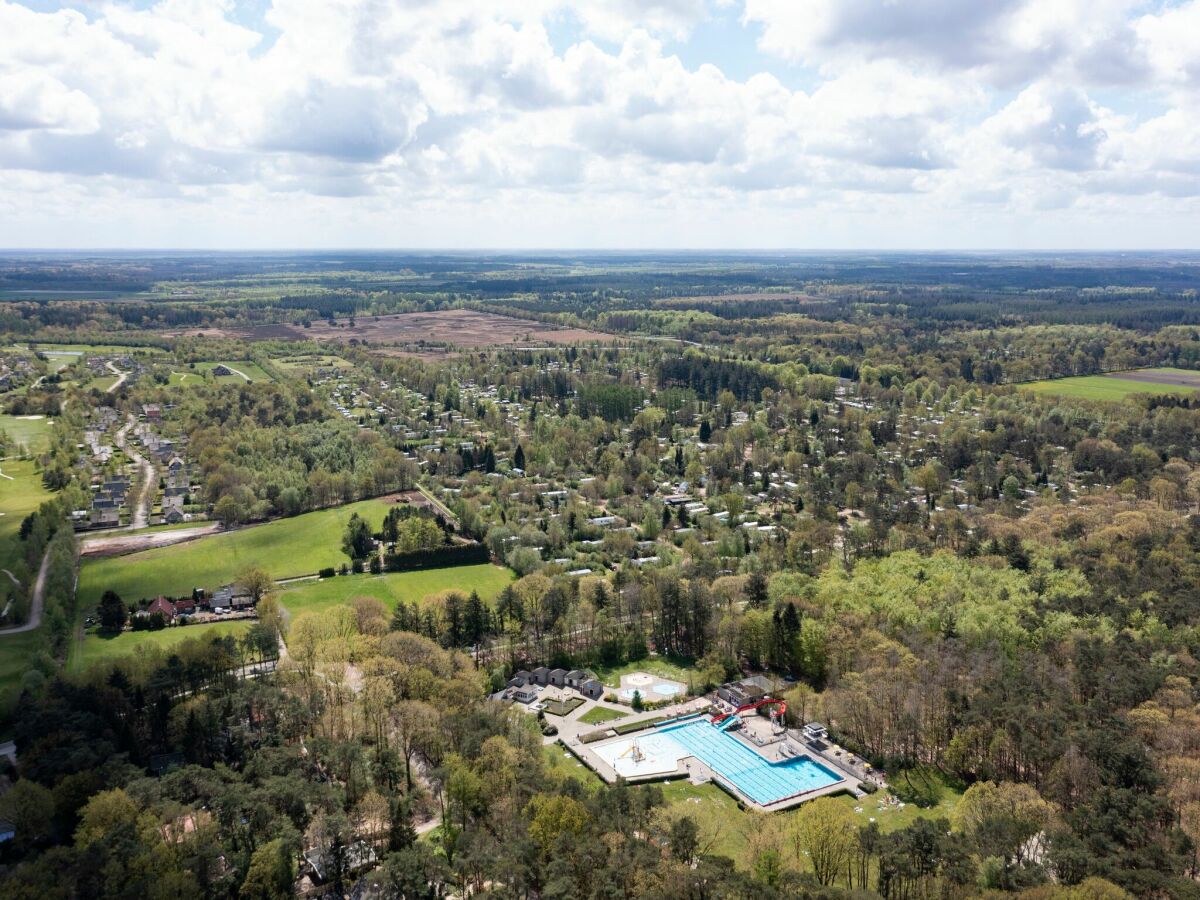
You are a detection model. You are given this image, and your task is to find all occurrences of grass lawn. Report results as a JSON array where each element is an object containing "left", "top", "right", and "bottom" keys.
[
  {"left": 545, "top": 744, "right": 600, "bottom": 787},
  {"left": 78, "top": 498, "right": 401, "bottom": 606},
  {"left": 542, "top": 696, "right": 585, "bottom": 717},
  {"left": 578, "top": 706, "right": 628, "bottom": 725},
  {"left": 0, "top": 458, "right": 52, "bottom": 573},
  {"left": 272, "top": 354, "right": 353, "bottom": 376},
  {"left": 590, "top": 655, "right": 699, "bottom": 689},
  {"left": 1024, "top": 368, "right": 1200, "bottom": 401},
  {"left": 277, "top": 564, "right": 514, "bottom": 619},
  {"left": 171, "top": 361, "right": 274, "bottom": 386},
  {"left": 72, "top": 620, "right": 254, "bottom": 671},
  {"left": 84, "top": 374, "right": 118, "bottom": 392},
  {"left": 0, "top": 414, "right": 53, "bottom": 454}
]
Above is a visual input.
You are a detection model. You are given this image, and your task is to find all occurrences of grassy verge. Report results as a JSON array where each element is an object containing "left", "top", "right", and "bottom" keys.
[
  {"left": 78, "top": 498, "right": 400, "bottom": 606},
  {"left": 277, "top": 564, "right": 514, "bottom": 618}
]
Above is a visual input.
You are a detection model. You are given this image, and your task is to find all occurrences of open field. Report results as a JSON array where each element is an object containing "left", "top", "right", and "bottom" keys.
[
  {"left": 72, "top": 619, "right": 254, "bottom": 671},
  {"left": 163, "top": 309, "right": 616, "bottom": 351},
  {"left": 271, "top": 354, "right": 354, "bottom": 376},
  {"left": 0, "top": 458, "right": 52, "bottom": 574},
  {"left": 78, "top": 497, "right": 402, "bottom": 606},
  {"left": 1024, "top": 367, "right": 1200, "bottom": 400},
  {"left": 277, "top": 564, "right": 514, "bottom": 619},
  {"left": 0, "top": 414, "right": 53, "bottom": 454},
  {"left": 169, "top": 360, "right": 273, "bottom": 386}
]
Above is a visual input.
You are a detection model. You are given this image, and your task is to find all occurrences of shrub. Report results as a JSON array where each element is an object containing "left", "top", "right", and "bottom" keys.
[
  {"left": 859, "top": 781, "right": 878, "bottom": 795},
  {"left": 318, "top": 567, "right": 336, "bottom": 579}
]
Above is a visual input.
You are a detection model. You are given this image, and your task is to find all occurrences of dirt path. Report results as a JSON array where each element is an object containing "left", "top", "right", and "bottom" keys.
[
  {"left": 224, "top": 366, "right": 251, "bottom": 382},
  {"left": 115, "top": 415, "right": 154, "bottom": 529},
  {"left": 0, "top": 546, "right": 50, "bottom": 636},
  {"left": 1, "top": 569, "right": 19, "bottom": 588},
  {"left": 105, "top": 360, "right": 128, "bottom": 393},
  {"left": 80, "top": 522, "right": 220, "bottom": 557}
]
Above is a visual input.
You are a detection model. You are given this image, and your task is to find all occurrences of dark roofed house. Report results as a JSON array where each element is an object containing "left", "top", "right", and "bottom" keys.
[
  {"left": 580, "top": 678, "right": 604, "bottom": 700},
  {"left": 531, "top": 666, "right": 551, "bottom": 685},
  {"left": 507, "top": 670, "right": 532, "bottom": 688},
  {"left": 174, "top": 598, "right": 196, "bottom": 616},
  {"left": 548, "top": 668, "right": 567, "bottom": 687},
  {"left": 565, "top": 669, "right": 588, "bottom": 688},
  {"left": 147, "top": 596, "right": 177, "bottom": 623}
]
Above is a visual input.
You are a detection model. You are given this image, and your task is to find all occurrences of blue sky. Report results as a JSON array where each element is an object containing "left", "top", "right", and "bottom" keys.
[{"left": 0, "top": 0, "right": 1197, "bottom": 248}]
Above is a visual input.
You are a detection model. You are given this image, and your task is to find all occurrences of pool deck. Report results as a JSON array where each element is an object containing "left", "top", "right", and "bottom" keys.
[{"left": 563, "top": 701, "right": 866, "bottom": 812}]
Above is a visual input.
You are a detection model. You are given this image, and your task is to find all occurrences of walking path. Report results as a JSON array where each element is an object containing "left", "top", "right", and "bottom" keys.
[{"left": 1, "top": 569, "right": 19, "bottom": 588}]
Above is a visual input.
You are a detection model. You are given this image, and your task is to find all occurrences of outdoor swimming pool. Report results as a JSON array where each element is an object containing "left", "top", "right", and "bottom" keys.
[{"left": 659, "top": 718, "right": 844, "bottom": 805}]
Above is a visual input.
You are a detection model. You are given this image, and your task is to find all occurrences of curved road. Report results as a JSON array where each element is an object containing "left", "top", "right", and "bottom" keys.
[
  {"left": 105, "top": 360, "right": 128, "bottom": 393},
  {"left": 0, "top": 546, "right": 50, "bottom": 636}
]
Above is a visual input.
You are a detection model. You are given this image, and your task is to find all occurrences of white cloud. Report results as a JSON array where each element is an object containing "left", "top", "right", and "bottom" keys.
[{"left": 0, "top": 0, "right": 1195, "bottom": 247}]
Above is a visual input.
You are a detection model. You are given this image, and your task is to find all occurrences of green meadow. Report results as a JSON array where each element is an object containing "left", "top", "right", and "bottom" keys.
[
  {"left": 1024, "top": 368, "right": 1200, "bottom": 401},
  {"left": 277, "top": 564, "right": 514, "bottom": 619},
  {"left": 0, "top": 458, "right": 52, "bottom": 573},
  {"left": 0, "top": 414, "right": 54, "bottom": 454},
  {"left": 78, "top": 498, "right": 398, "bottom": 606},
  {"left": 73, "top": 619, "right": 254, "bottom": 671}
]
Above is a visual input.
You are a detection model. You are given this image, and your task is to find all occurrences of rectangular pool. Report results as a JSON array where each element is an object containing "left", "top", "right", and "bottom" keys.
[{"left": 659, "top": 719, "right": 844, "bottom": 805}]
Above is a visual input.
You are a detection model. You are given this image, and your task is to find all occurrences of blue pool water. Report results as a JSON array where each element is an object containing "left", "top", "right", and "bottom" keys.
[{"left": 659, "top": 719, "right": 843, "bottom": 805}]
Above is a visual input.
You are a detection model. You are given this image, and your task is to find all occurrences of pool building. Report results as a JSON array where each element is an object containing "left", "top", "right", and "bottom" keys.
[{"left": 581, "top": 710, "right": 850, "bottom": 811}]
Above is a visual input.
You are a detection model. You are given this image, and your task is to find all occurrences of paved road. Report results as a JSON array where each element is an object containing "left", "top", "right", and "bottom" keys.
[
  {"left": 105, "top": 360, "right": 128, "bottom": 393},
  {"left": 0, "top": 546, "right": 50, "bottom": 636},
  {"left": 115, "top": 415, "right": 154, "bottom": 529}
]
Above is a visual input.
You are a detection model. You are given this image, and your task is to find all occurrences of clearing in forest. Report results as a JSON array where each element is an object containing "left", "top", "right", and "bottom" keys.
[{"left": 1023, "top": 367, "right": 1200, "bottom": 400}]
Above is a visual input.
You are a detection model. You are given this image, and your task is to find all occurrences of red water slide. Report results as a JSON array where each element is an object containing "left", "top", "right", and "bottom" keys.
[{"left": 711, "top": 696, "right": 787, "bottom": 725}]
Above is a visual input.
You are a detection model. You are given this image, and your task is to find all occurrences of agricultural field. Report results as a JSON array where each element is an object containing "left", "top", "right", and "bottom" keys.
[
  {"left": 277, "top": 563, "right": 514, "bottom": 619},
  {"left": 71, "top": 619, "right": 254, "bottom": 671},
  {"left": 0, "top": 413, "right": 53, "bottom": 453},
  {"left": 77, "top": 497, "right": 401, "bottom": 607},
  {"left": 1023, "top": 367, "right": 1200, "bottom": 400}
]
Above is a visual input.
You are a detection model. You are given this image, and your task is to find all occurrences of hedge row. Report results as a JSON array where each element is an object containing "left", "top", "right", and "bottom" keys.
[{"left": 384, "top": 542, "right": 490, "bottom": 572}]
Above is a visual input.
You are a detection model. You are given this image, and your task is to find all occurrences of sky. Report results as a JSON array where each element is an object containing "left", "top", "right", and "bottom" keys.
[{"left": 0, "top": 0, "right": 1198, "bottom": 250}]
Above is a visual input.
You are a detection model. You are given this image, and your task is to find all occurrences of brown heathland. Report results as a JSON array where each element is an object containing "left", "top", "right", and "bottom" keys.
[{"left": 163, "top": 309, "right": 615, "bottom": 355}]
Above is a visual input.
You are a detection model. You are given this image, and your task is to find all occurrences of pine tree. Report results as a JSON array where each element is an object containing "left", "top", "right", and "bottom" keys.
[{"left": 514, "top": 443, "right": 526, "bottom": 470}]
